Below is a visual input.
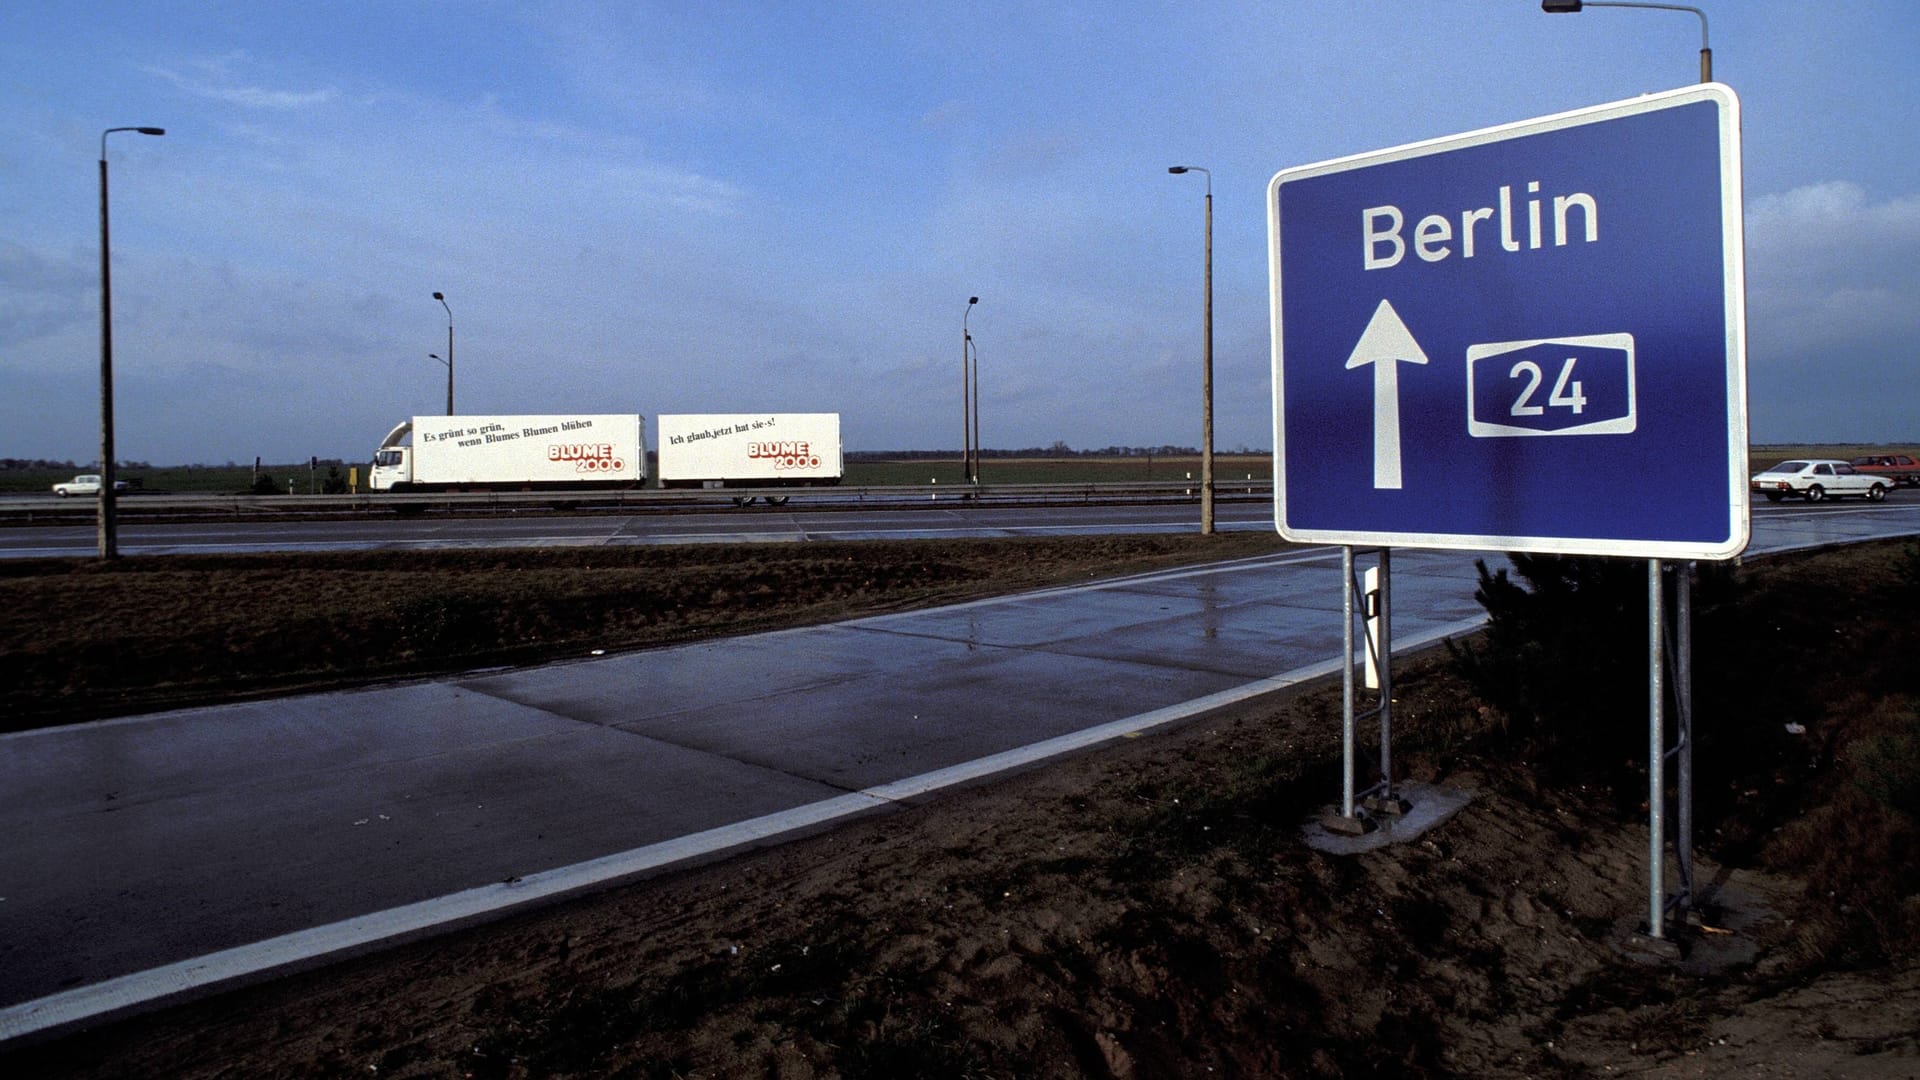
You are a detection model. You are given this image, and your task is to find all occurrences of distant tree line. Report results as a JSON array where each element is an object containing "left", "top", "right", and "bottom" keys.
[
  {"left": 0, "top": 459, "right": 82, "bottom": 471},
  {"left": 0, "top": 459, "right": 162, "bottom": 471}
]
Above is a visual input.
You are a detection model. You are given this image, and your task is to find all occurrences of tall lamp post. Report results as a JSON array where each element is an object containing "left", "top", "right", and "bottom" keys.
[
  {"left": 1168, "top": 165, "right": 1215, "bottom": 534},
  {"left": 1541, "top": 1, "right": 1711, "bottom": 82},
  {"left": 969, "top": 332, "right": 981, "bottom": 484},
  {"left": 98, "top": 125, "right": 165, "bottom": 560},
  {"left": 962, "top": 296, "right": 978, "bottom": 483},
  {"left": 432, "top": 291, "right": 454, "bottom": 414}
]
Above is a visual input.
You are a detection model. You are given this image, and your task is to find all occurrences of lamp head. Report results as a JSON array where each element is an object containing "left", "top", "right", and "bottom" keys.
[
  {"left": 432, "top": 291, "right": 444, "bottom": 301},
  {"left": 1541, "top": 1, "right": 1584, "bottom": 12},
  {"left": 968, "top": 296, "right": 978, "bottom": 305},
  {"left": 1168, "top": 166, "right": 1189, "bottom": 174},
  {"left": 137, "top": 127, "right": 165, "bottom": 136}
]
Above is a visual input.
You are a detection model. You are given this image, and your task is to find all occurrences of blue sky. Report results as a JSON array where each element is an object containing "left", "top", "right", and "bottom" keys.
[{"left": 3, "top": 1, "right": 1916, "bottom": 464}]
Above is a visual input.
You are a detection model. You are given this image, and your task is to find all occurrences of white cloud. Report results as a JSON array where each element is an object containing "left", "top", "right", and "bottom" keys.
[
  {"left": 595, "top": 164, "right": 747, "bottom": 218},
  {"left": 144, "top": 53, "right": 338, "bottom": 111},
  {"left": 1746, "top": 181, "right": 1920, "bottom": 357}
]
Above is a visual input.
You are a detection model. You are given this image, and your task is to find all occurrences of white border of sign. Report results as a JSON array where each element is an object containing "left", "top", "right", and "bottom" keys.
[{"left": 1268, "top": 83, "right": 1748, "bottom": 560}]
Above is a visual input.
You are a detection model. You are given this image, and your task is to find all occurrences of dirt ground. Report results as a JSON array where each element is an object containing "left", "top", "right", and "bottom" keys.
[
  {"left": 7, "top": 655, "right": 1917, "bottom": 1079},
  {"left": 6, "top": 540, "right": 1919, "bottom": 1078}
]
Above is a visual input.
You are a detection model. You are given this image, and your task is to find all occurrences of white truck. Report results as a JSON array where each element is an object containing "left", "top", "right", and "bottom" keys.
[
  {"left": 656, "top": 413, "right": 843, "bottom": 503},
  {"left": 369, "top": 414, "right": 646, "bottom": 492}
]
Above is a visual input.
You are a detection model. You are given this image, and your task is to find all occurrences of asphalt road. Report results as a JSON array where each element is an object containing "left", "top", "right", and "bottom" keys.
[
  {"left": 0, "top": 500, "right": 1279, "bottom": 558},
  {"left": 0, "top": 495, "right": 1911, "bottom": 557},
  {"left": 3, "top": 502, "right": 1919, "bottom": 1042}
]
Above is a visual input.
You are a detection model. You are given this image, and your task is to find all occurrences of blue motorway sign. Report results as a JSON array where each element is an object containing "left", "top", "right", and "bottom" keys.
[{"left": 1268, "top": 84, "right": 1748, "bottom": 559}]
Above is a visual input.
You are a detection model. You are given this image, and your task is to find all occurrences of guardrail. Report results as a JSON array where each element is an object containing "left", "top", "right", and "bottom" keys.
[{"left": 0, "top": 480, "right": 1275, "bottom": 523}]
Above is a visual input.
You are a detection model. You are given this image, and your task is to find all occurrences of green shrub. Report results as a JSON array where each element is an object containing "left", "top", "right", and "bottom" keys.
[
  {"left": 1446, "top": 554, "right": 1651, "bottom": 783},
  {"left": 1853, "top": 704, "right": 1920, "bottom": 822}
]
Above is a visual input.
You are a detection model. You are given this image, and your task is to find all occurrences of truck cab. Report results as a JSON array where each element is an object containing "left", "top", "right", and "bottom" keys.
[{"left": 368, "top": 421, "right": 414, "bottom": 491}]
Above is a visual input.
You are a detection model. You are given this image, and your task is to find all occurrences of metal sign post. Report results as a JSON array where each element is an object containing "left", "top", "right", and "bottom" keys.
[
  {"left": 1674, "top": 562, "right": 1695, "bottom": 914},
  {"left": 1647, "top": 559, "right": 1667, "bottom": 940},
  {"left": 1339, "top": 548, "right": 1360, "bottom": 827}
]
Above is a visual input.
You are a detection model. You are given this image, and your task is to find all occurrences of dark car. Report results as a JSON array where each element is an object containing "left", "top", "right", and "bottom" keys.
[{"left": 1849, "top": 454, "right": 1920, "bottom": 487}]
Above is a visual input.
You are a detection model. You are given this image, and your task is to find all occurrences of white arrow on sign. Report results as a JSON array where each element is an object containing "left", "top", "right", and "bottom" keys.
[{"left": 1344, "top": 298, "right": 1430, "bottom": 490}]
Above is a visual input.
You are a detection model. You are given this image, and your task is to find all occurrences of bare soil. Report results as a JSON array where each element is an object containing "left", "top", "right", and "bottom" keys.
[{"left": 5, "top": 539, "right": 1919, "bottom": 1078}]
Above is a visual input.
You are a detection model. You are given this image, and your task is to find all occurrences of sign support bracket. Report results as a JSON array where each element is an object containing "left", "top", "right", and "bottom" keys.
[
  {"left": 1329, "top": 546, "right": 1409, "bottom": 835},
  {"left": 1658, "top": 561, "right": 1698, "bottom": 924},
  {"left": 1673, "top": 561, "right": 1696, "bottom": 918}
]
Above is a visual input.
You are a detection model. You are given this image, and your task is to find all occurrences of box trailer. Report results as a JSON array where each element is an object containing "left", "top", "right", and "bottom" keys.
[
  {"left": 656, "top": 413, "right": 843, "bottom": 500},
  {"left": 368, "top": 414, "right": 646, "bottom": 492}
]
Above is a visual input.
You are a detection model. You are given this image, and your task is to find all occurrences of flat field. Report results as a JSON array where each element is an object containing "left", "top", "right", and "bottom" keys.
[
  {"left": 1, "top": 463, "right": 347, "bottom": 495},
  {"left": 848, "top": 454, "right": 1274, "bottom": 487}
]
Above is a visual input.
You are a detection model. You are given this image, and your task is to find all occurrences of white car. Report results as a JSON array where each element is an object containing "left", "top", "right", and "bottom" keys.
[
  {"left": 50, "top": 474, "right": 130, "bottom": 497},
  {"left": 1750, "top": 459, "right": 1889, "bottom": 503}
]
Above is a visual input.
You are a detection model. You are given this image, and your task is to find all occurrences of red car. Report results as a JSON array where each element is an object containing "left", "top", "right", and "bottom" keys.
[{"left": 1849, "top": 454, "right": 1920, "bottom": 488}]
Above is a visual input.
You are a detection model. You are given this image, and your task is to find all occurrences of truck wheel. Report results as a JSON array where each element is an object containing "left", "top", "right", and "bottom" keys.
[
  {"left": 765, "top": 495, "right": 790, "bottom": 507},
  {"left": 1804, "top": 485, "right": 1825, "bottom": 503},
  {"left": 1868, "top": 483, "right": 1888, "bottom": 502}
]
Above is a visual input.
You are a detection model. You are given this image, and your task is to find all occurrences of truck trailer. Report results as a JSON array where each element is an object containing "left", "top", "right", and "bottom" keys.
[
  {"left": 656, "top": 413, "right": 843, "bottom": 499},
  {"left": 369, "top": 414, "right": 646, "bottom": 492}
]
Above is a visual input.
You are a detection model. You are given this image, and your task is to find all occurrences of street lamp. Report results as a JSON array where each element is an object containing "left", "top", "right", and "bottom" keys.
[
  {"left": 98, "top": 125, "right": 165, "bottom": 560},
  {"left": 432, "top": 291, "right": 454, "bottom": 414},
  {"left": 962, "top": 296, "right": 978, "bottom": 483},
  {"left": 1168, "top": 165, "right": 1215, "bottom": 534},
  {"left": 1541, "top": 1, "right": 1711, "bottom": 82}
]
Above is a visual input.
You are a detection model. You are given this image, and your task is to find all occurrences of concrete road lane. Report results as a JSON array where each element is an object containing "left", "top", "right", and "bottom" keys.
[
  {"left": 4, "top": 508, "right": 1918, "bottom": 1040},
  {"left": 0, "top": 547, "right": 1481, "bottom": 1031}
]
